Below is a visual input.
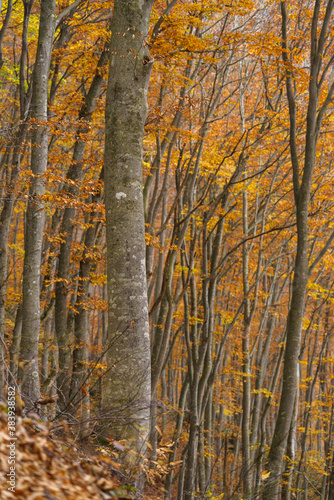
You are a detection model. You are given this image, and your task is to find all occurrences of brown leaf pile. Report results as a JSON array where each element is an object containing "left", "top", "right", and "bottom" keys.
[{"left": 0, "top": 407, "right": 124, "bottom": 500}]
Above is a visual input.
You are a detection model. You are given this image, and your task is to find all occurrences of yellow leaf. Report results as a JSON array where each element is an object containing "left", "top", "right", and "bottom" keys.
[{"left": 262, "top": 470, "right": 271, "bottom": 480}]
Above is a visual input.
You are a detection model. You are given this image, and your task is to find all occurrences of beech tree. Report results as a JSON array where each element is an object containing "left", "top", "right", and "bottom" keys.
[
  {"left": 0, "top": 0, "right": 32, "bottom": 398},
  {"left": 103, "top": 0, "right": 154, "bottom": 453},
  {"left": 19, "top": 0, "right": 56, "bottom": 406},
  {"left": 263, "top": 1, "right": 334, "bottom": 497}
]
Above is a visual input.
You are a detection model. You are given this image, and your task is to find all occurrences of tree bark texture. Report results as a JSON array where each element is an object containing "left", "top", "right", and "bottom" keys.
[
  {"left": 104, "top": 0, "right": 154, "bottom": 451},
  {"left": 263, "top": 1, "right": 334, "bottom": 497},
  {"left": 20, "top": 0, "right": 56, "bottom": 406},
  {"left": 0, "top": 0, "right": 32, "bottom": 399}
]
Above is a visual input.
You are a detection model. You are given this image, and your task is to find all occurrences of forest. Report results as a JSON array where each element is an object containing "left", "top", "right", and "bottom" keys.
[{"left": 1, "top": 0, "right": 334, "bottom": 499}]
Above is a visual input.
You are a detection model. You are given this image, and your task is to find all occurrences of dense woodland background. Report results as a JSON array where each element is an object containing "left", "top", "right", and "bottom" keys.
[{"left": 1, "top": 0, "right": 334, "bottom": 498}]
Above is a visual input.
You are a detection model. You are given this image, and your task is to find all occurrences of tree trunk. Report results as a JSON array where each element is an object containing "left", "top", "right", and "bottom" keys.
[
  {"left": 55, "top": 46, "right": 109, "bottom": 410},
  {"left": 103, "top": 0, "right": 154, "bottom": 460},
  {"left": 242, "top": 187, "right": 252, "bottom": 498},
  {"left": 263, "top": 1, "right": 334, "bottom": 496},
  {"left": 69, "top": 212, "right": 102, "bottom": 435},
  {"left": 0, "top": 0, "right": 32, "bottom": 399},
  {"left": 20, "top": 0, "right": 56, "bottom": 408}
]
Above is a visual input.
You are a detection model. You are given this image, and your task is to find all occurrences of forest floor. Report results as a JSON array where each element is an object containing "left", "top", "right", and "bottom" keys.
[{"left": 0, "top": 402, "right": 140, "bottom": 500}]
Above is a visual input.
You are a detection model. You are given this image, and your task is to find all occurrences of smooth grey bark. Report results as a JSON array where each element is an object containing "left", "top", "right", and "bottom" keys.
[
  {"left": 263, "top": 1, "right": 334, "bottom": 496},
  {"left": 20, "top": 0, "right": 56, "bottom": 407},
  {"left": 103, "top": 0, "right": 154, "bottom": 454},
  {"left": 241, "top": 189, "right": 252, "bottom": 498},
  {"left": 0, "top": 0, "right": 33, "bottom": 399}
]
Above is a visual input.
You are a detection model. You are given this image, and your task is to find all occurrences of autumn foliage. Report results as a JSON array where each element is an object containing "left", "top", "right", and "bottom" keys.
[{"left": 0, "top": 0, "right": 334, "bottom": 499}]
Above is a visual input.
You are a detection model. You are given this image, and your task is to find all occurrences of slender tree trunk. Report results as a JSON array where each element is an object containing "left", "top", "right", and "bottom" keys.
[
  {"left": 282, "top": 389, "right": 298, "bottom": 500},
  {"left": 0, "top": 0, "right": 33, "bottom": 399},
  {"left": 164, "top": 376, "right": 189, "bottom": 500},
  {"left": 9, "top": 307, "right": 22, "bottom": 386},
  {"left": 55, "top": 46, "right": 109, "bottom": 409},
  {"left": 20, "top": 0, "right": 56, "bottom": 407},
  {"left": 242, "top": 188, "right": 252, "bottom": 497},
  {"left": 99, "top": 283, "right": 108, "bottom": 410},
  {"left": 263, "top": 1, "right": 334, "bottom": 496},
  {"left": 69, "top": 212, "right": 102, "bottom": 434}
]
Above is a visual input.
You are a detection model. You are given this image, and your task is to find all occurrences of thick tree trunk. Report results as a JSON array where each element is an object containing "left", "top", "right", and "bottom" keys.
[
  {"left": 20, "top": 0, "right": 56, "bottom": 407},
  {"left": 103, "top": 0, "right": 154, "bottom": 458}
]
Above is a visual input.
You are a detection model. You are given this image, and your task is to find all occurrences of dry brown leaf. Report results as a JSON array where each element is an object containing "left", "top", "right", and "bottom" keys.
[{"left": 0, "top": 408, "right": 125, "bottom": 500}]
